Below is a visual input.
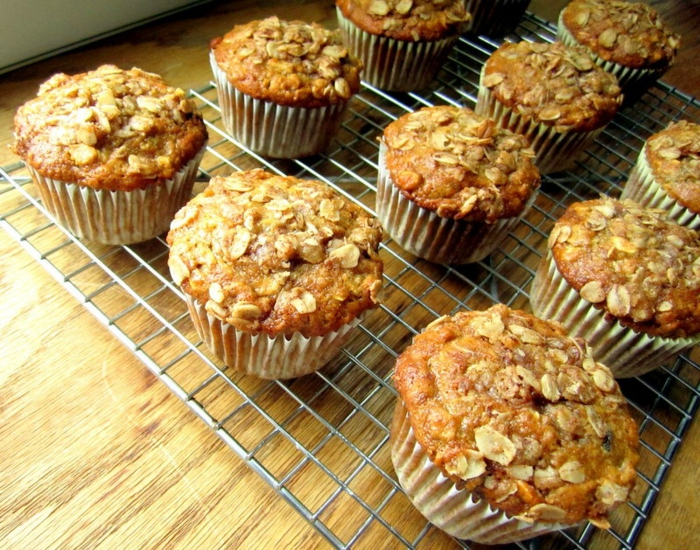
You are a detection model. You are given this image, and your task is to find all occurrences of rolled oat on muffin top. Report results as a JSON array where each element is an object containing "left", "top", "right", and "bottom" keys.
[
  {"left": 392, "top": 304, "right": 639, "bottom": 527},
  {"left": 548, "top": 195, "right": 700, "bottom": 339},
  {"left": 167, "top": 169, "right": 383, "bottom": 338},
  {"left": 559, "top": 0, "right": 680, "bottom": 71},
  {"left": 12, "top": 64, "right": 207, "bottom": 191},
  {"left": 210, "top": 16, "right": 363, "bottom": 109},
  {"left": 380, "top": 105, "right": 540, "bottom": 222},
  {"left": 640, "top": 120, "right": 700, "bottom": 215},
  {"left": 481, "top": 41, "right": 622, "bottom": 133},
  {"left": 336, "top": 0, "right": 471, "bottom": 42}
]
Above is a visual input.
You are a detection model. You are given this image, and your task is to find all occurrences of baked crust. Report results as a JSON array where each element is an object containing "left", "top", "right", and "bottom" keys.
[
  {"left": 393, "top": 304, "right": 639, "bottom": 527},
  {"left": 549, "top": 196, "right": 700, "bottom": 338},
  {"left": 167, "top": 169, "right": 383, "bottom": 338},
  {"left": 13, "top": 65, "right": 207, "bottom": 191},
  {"left": 645, "top": 120, "right": 700, "bottom": 214},
  {"left": 210, "top": 16, "right": 363, "bottom": 109},
  {"left": 481, "top": 41, "right": 622, "bottom": 133},
  {"left": 335, "top": 0, "right": 470, "bottom": 42},
  {"left": 560, "top": 0, "right": 680, "bottom": 70},
  {"left": 381, "top": 105, "right": 540, "bottom": 222}
]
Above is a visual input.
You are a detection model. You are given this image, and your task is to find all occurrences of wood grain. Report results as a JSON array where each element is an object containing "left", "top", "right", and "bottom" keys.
[{"left": 1, "top": 1, "right": 699, "bottom": 549}]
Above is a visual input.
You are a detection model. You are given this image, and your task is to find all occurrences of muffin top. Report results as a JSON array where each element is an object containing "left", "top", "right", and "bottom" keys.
[
  {"left": 13, "top": 65, "right": 207, "bottom": 191},
  {"left": 336, "top": 0, "right": 470, "bottom": 41},
  {"left": 548, "top": 195, "right": 700, "bottom": 339},
  {"left": 381, "top": 105, "right": 540, "bottom": 222},
  {"left": 167, "top": 169, "right": 383, "bottom": 338},
  {"left": 210, "top": 16, "right": 363, "bottom": 108},
  {"left": 481, "top": 41, "right": 622, "bottom": 133},
  {"left": 644, "top": 120, "right": 700, "bottom": 215},
  {"left": 560, "top": 0, "right": 680, "bottom": 70},
  {"left": 393, "top": 304, "right": 639, "bottom": 527}
]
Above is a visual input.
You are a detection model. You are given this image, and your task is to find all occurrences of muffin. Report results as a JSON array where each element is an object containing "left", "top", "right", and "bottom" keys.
[
  {"left": 210, "top": 16, "right": 363, "bottom": 159},
  {"left": 12, "top": 64, "right": 208, "bottom": 245},
  {"left": 335, "top": 0, "right": 471, "bottom": 92},
  {"left": 465, "top": 0, "right": 531, "bottom": 38},
  {"left": 621, "top": 120, "right": 700, "bottom": 230},
  {"left": 557, "top": 0, "right": 680, "bottom": 97},
  {"left": 475, "top": 40, "right": 622, "bottom": 174},
  {"left": 167, "top": 169, "right": 384, "bottom": 379},
  {"left": 391, "top": 304, "right": 640, "bottom": 544},
  {"left": 376, "top": 105, "right": 540, "bottom": 264},
  {"left": 530, "top": 196, "right": 700, "bottom": 378}
]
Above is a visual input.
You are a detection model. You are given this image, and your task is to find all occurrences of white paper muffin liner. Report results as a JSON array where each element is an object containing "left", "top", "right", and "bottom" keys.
[
  {"left": 376, "top": 143, "right": 532, "bottom": 264},
  {"left": 210, "top": 53, "right": 348, "bottom": 158},
  {"left": 557, "top": 16, "right": 669, "bottom": 93},
  {"left": 465, "top": 0, "right": 530, "bottom": 37},
  {"left": 336, "top": 7, "right": 459, "bottom": 92},
  {"left": 476, "top": 72, "right": 605, "bottom": 175},
  {"left": 621, "top": 144, "right": 700, "bottom": 230},
  {"left": 184, "top": 295, "right": 362, "bottom": 380},
  {"left": 530, "top": 251, "right": 699, "bottom": 378},
  {"left": 27, "top": 146, "right": 205, "bottom": 245},
  {"left": 391, "top": 400, "right": 568, "bottom": 544}
]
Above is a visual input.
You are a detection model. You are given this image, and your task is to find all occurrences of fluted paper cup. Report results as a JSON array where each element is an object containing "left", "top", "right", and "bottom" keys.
[
  {"left": 336, "top": 7, "right": 459, "bottom": 92},
  {"left": 210, "top": 53, "right": 347, "bottom": 158},
  {"left": 391, "top": 400, "right": 569, "bottom": 544},
  {"left": 530, "top": 251, "right": 699, "bottom": 378},
  {"left": 184, "top": 296, "right": 362, "bottom": 379},
  {"left": 28, "top": 145, "right": 205, "bottom": 245},
  {"left": 621, "top": 144, "right": 700, "bottom": 230}
]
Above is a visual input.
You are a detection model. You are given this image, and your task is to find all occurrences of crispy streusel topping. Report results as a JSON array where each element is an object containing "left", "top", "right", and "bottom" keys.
[
  {"left": 335, "top": 0, "right": 470, "bottom": 41},
  {"left": 549, "top": 195, "right": 700, "bottom": 338},
  {"left": 482, "top": 41, "right": 622, "bottom": 132},
  {"left": 13, "top": 65, "right": 207, "bottom": 191},
  {"left": 381, "top": 105, "right": 540, "bottom": 222},
  {"left": 560, "top": 0, "right": 680, "bottom": 69},
  {"left": 167, "top": 170, "right": 383, "bottom": 337},
  {"left": 211, "top": 17, "right": 363, "bottom": 108},
  {"left": 644, "top": 120, "right": 700, "bottom": 214},
  {"left": 393, "top": 304, "right": 639, "bottom": 527}
]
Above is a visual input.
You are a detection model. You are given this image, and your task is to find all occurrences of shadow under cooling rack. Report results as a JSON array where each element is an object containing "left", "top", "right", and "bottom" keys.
[{"left": 2, "top": 11, "right": 700, "bottom": 550}]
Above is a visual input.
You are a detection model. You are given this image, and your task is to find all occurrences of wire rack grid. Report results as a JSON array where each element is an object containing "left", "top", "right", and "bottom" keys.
[{"left": 2, "top": 12, "right": 699, "bottom": 550}]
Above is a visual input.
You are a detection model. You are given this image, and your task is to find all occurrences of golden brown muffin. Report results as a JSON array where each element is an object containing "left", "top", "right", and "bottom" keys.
[
  {"left": 622, "top": 120, "right": 700, "bottom": 228},
  {"left": 13, "top": 64, "right": 207, "bottom": 192},
  {"left": 558, "top": 0, "right": 680, "bottom": 72},
  {"left": 336, "top": 0, "right": 470, "bottom": 42},
  {"left": 376, "top": 105, "right": 540, "bottom": 263},
  {"left": 476, "top": 40, "right": 622, "bottom": 173},
  {"left": 168, "top": 169, "right": 383, "bottom": 338},
  {"left": 210, "top": 16, "right": 362, "bottom": 109},
  {"left": 531, "top": 196, "right": 700, "bottom": 377},
  {"left": 392, "top": 304, "right": 639, "bottom": 541},
  {"left": 335, "top": 0, "right": 470, "bottom": 91}
]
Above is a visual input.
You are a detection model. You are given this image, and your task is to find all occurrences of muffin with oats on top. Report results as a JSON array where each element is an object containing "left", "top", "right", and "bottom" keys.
[
  {"left": 557, "top": 0, "right": 680, "bottom": 98},
  {"left": 336, "top": 0, "right": 471, "bottom": 91},
  {"left": 167, "top": 169, "right": 383, "bottom": 379},
  {"left": 13, "top": 64, "right": 207, "bottom": 245},
  {"left": 392, "top": 304, "right": 640, "bottom": 543},
  {"left": 621, "top": 120, "right": 700, "bottom": 230},
  {"left": 530, "top": 195, "right": 700, "bottom": 378},
  {"left": 210, "top": 16, "right": 363, "bottom": 158},
  {"left": 476, "top": 40, "right": 622, "bottom": 174},
  {"left": 377, "top": 105, "right": 540, "bottom": 264}
]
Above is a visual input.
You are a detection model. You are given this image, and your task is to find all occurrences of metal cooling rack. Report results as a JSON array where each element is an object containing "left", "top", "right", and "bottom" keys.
[{"left": 2, "top": 12, "right": 699, "bottom": 550}]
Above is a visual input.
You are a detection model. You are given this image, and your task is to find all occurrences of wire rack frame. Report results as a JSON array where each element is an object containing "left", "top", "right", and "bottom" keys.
[{"left": 2, "top": 12, "right": 700, "bottom": 550}]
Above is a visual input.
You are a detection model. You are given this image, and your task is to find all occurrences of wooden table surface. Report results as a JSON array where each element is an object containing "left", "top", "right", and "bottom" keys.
[{"left": 1, "top": 1, "right": 699, "bottom": 549}]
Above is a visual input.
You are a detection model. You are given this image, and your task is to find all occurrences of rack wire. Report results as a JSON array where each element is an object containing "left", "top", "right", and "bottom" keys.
[{"left": 2, "top": 12, "right": 699, "bottom": 549}]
